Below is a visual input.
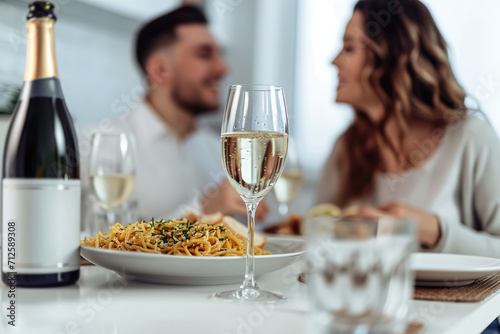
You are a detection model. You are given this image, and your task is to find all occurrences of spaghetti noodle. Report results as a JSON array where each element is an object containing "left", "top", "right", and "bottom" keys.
[{"left": 81, "top": 218, "right": 270, "bottom": 256}]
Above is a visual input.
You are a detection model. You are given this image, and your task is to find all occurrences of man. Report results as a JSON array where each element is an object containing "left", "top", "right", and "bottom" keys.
[{"left": 84, "top": 5, "right": 268, "bottom": 224}]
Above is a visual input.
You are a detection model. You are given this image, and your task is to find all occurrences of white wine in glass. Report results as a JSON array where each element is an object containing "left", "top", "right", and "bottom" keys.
[
  {"left": 222, "top": 131, "right": 287, "bottom": 199},
  {"left": 216, "top": 84, "right": 289, "bottom": 302},
  {"left": 88, "top": 133, "right": 136, "bottom": 227},
  {"left": 89, "top": 174, "right": 135, "bottom": 210}
]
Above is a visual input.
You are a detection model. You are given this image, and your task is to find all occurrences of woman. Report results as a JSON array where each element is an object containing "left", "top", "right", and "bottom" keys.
[{"left": 317, "top": 0, "right": 500, "bottom": 257}]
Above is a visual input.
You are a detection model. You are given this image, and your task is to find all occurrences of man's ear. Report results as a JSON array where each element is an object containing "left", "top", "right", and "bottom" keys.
[{"left": 145, "top": 52, "right": 172, "bottom": 85}]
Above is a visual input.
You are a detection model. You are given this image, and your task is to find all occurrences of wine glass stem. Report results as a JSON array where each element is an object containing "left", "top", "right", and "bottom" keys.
[
  {"left": 241, "top": 202, "right": 258, "bottom": 290},
  {"left": 278, "top": 202, "right": 289, "bottom": 220},
  {"left": 106, "top": 210, "right": 116, "bottom": 226}
]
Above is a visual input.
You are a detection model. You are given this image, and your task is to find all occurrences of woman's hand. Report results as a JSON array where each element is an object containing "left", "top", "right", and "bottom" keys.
[{"left": 358, "top": 202, "right": 441, "bottom": 249}]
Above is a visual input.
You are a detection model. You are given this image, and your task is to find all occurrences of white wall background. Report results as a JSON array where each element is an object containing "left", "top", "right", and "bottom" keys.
[
  {"left": 204, "top": 0, "right": 297, "bottom": 130},
  {"left": 0, "top": 0, "right": 150, "bottom": 129}
]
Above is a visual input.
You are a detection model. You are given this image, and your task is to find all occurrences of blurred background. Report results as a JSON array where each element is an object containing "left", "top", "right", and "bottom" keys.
[{"left": 1, "top": 0, "right": 499, "bottom": 218}]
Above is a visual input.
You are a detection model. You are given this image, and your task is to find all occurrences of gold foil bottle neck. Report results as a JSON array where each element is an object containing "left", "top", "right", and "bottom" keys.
[{"left": 24, "top": 17, "right": 58, "bottom": 81}]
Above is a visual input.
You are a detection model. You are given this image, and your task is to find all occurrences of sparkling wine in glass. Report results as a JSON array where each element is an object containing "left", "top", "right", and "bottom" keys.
[
  {"left": 89, "top": 133, "right": 136, "bottom": 228},
  {"left": 272, "top": 137, "right": 303, "bottom": 220},
  {"left": 216, "top": 84, "right": 289, "bottom": 302}
]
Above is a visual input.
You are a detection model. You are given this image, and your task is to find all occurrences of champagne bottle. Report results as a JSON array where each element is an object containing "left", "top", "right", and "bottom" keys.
[{"left": 1, "top": 1, "right": 80, "bottom": 287}]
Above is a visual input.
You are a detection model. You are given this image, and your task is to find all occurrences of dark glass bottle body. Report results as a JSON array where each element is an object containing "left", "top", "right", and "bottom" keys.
[{"left": 1, "top": 3, "right": 81, "bottom": 287}]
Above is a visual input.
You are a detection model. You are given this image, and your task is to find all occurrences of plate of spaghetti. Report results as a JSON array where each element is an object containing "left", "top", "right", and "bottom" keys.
[{"left": 80, "top": 213, "right": 305, "bottom": 285}]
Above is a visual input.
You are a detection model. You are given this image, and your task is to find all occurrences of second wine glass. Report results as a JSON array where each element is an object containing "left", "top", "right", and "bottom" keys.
[
  {"left": 216, "top": 84, "right": 289, "bottom": 302},
  {"left": 272, "top": 137, "right": 303, "bottom": 221},
  {"left": 88, "top": 132, "right": 136, "bottom": 229}
]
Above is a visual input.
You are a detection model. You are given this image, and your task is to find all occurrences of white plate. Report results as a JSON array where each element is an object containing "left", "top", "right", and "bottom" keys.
[
  {"left": 80, "top": 236, "right": 305, "bottom": 285},
  {"left": 411, "top": 253, "right": 500, "bottom": 287}
]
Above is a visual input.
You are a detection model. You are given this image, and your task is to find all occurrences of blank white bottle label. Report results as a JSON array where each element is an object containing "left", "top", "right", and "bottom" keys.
[{"left": 2, "top": 179, "right": 81, "bottom": 274}]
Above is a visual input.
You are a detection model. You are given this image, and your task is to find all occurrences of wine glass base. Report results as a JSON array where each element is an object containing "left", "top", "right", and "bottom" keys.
[{"left": 214, "top": 287, "right": 287, "bottom": 303}]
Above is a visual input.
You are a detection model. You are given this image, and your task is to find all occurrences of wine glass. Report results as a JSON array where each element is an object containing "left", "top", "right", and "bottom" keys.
[
  {"left": 216, "top": 84, "right": 289, "bottom": 302},
  {"left": 272, "top": 137, "right": 303, "bottom": 221},
  {"left": 88, "top": 132, "right": 136, "bottom": 229}
]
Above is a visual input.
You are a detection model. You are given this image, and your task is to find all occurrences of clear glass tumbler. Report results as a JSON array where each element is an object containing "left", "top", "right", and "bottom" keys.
[{"left": 305, "top": 216, "right": 417, "bottom": 334}]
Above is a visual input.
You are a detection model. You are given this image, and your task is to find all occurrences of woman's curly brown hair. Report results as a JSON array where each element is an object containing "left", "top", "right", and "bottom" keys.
[{"left": 337, "top": 0, "right": 467, "bottom": 207}]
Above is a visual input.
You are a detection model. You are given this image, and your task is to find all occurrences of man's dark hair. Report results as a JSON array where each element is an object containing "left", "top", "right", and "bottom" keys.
[{"left": 135, "top": 5, "right": 208, "bottom": 74}]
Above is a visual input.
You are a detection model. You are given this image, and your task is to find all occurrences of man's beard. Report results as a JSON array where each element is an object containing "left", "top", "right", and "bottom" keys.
[{"left": 171, "top": 84, "right": 218, "bottom": 116}]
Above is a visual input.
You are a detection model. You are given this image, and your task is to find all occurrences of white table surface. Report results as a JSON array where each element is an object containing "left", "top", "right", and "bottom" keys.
[{"left": 1, "top": 259, "right": 499, "bottom": 334}]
